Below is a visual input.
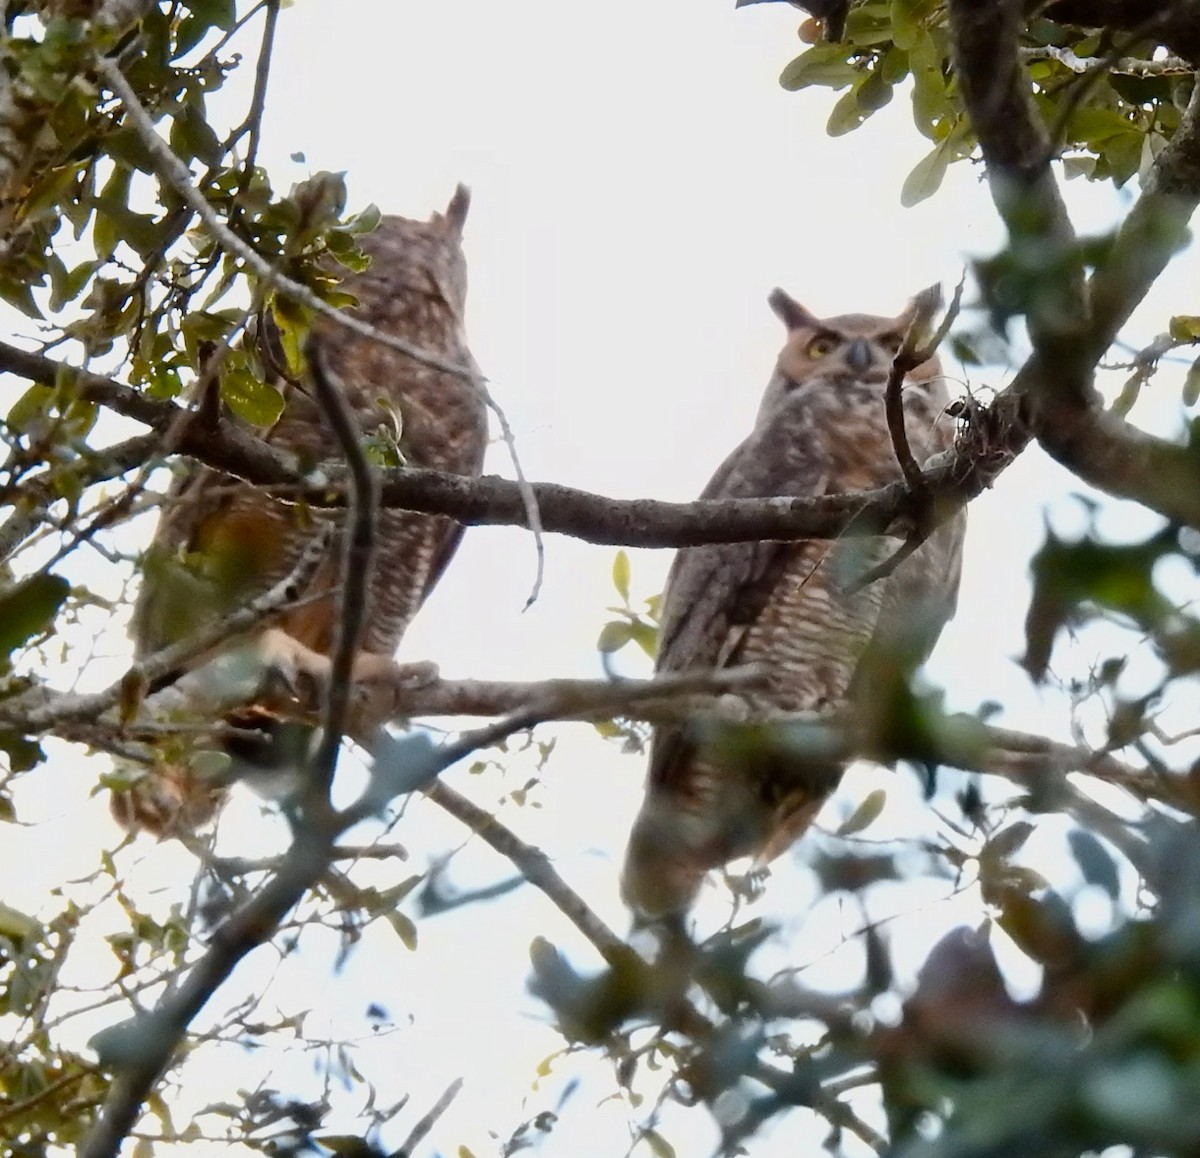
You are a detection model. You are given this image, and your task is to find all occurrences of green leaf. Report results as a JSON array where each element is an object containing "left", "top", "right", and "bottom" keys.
[
  {"left": 641, "top": 1129, "right": 676, "bottom": 1158},
  {"left": 0, "top": 573, "right": 70, "bottom": 665},
  {"left": 271, "top": 294, "right": 312, "bottom": 375},
  {"left": 837, "top": 787, "right": 887, "bottom": 836},
  {"left": 0, "top": 277, "right": 43, "bottom": 320},
  {"left": 0, "top": 902, "right": 40, "bottom": 942},
  {"left": 314, "top": 1137, "right": 375, "bottom": 1158},
  {"left": 1068, "top": 829, "right": 1120, "bottom": 898},
  {"left": 0, "top": 731, "right": 44, "bottom": 773},
  {"left": 779, "top": 45, "right": 858, "bottom": 92},
  {"left": 900, "top": 138, "right": 950, "bottom": 207},
  {"left": 386, "top": 911, "right": 418, "bottom": 951},
  {"left": 6, "top": 383, "right": 55, "bottom": 434},
  {"left": 1183, "top": 354, "right": 1200, "bottom": 407},
  {"left": 169, "top": 103, "right": 221, "bottom": 167},
  {"left": 612, "top": 549, "right": 631, "bottom": 602},
  {"left": 909, "top": 33, "right": 949, "bottom": 138},
  {"left": 220, "top": 365, "right": 285, "bottom": 428},
  {"left": 890, "top": 0, "right": 926, "bottom": 50},
  {"left": 187, "top": 0, "right": 237, "bottom": 30},
  {"left": 341, "top": 203, "right": 382, "bottom": 235},
  {"left": 48, "top": 258, "right": 101, "bottom": 311},
  {"left": 629, "top": 619, "right": 659, "bottom": 660},
  {"left": 843, "top": 2, "right": 894, "bottom": 46},
  {"left": 597, "top": 620, "right": 632, "bottom": 654},
  {"left": 1169, "top": 314, "right": 1200, "bottom": 341},
  {"left": 826, "top": 87, "right": 865, "bottom": 137},
  {"left": 987, "top": 819, "right": 1034, "bottom": 861}
]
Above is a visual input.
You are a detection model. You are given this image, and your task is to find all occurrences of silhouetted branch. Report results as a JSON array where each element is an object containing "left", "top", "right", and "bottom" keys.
[
  {"left": 425, "top": 779, "right": 887, "bottom": 1152},
  {"left": 948, "top": 0, "right": 1200, "bottom": 525},
  {"left": 302, "top": 339, "right": 378, "bottom": 818},
  {"left": 0, "top": 339, "right": 1024, "bottom": 547},
  {"left": 389, "top": 1076, "right": 464, "bottom": 1158}
]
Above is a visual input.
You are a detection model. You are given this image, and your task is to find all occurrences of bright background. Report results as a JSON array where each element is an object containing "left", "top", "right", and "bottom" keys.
[{"left": 3, "top": 1, "right": 1199, "bottom": 1154}]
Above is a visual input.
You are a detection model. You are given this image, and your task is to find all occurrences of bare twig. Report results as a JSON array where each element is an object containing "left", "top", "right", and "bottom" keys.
[
  {"left": 0, "top": 431, "right": 160, "bottom": 562},
  {"left": 843, "top": 534, "right": 925, "bottom": 595},
  {"left": 425, "top": 780, "right": 637, "bottom": 968},
  {"left": 884, "top": 282, "right": 955, "bottom": 490},
  {"left": 2, "top": 523, "right": 334, "bottom": 732},
  {"left": 77, "top": 684, "right": 574, "bottom": 1158},
  {"left": 231, "top": 0, "right": 279, "bottom": 202},
  {"left": 301, "top": 339, "right": 378, "bottom": 822},
  {"left": 1020, "top": 45, "right": 1194, "bottom": 77},
  {"left": 388, "top": 1076, "right": 464, "bottom": 1158}
]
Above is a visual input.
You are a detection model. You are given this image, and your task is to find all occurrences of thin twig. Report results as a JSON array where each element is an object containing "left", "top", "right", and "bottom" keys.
[
  {"left": 1020, "top": 45, "right": 1193, "bottom": 78},
  {"left": 388, "top": 1077, "right": 464, "bottom": 1158},
  {"left": 843, "top": 534, "right": 924, "bottom": 595},
  {"left": 4, "top": 523, "right": 334, "bottom": 731},
  {"left": 301, "top": 339, "right": 378, "bottom": 822},
  {"left": 884, "top": 282, "right": 953, "bottom": 490},
  {"left": 232, "top": 0, "right": 279, "bottom": 202},
  {"left": 77, "top": 686, "right": 569, "bottom": 1158},
  {"left": 0, "top": 431, "right": 160, "bottom": 562},
  {"left": 425, "top": 780, "right": 637, "bottom": 968}
]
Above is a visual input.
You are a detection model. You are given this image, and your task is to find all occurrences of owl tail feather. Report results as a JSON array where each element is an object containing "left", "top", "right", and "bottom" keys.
[{"left": 620, "top": 805, "right": 709, "bottom": 920}]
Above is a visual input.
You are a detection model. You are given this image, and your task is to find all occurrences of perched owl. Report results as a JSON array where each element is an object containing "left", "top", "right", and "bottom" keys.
[
  {"left": 114, "top": 186, "right": 487, "bottom": 836},
  {"left": 621, "top": 289, "right": 965, "bottom": 918}
]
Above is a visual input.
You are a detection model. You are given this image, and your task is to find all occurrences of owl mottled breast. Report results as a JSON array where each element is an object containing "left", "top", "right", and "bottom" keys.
[
  {"left": 621, "top": 288, "right": 965, "bottom": 918},
  {"left": 120, "top": 187, "right": 486, "bottom": 836}
]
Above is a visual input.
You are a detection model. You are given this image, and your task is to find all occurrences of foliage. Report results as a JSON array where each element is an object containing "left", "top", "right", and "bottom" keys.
[
  {"left": 1, "top": 1, "right": 1200, "bottom": 1157},
  {"left": 774, "top": 0, "right": 1196, "bottom": 205}
]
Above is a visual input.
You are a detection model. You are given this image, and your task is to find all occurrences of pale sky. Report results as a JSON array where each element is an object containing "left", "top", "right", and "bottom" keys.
[{"left": 3, "top": 1, "right": 1199, "bottom": 1155}]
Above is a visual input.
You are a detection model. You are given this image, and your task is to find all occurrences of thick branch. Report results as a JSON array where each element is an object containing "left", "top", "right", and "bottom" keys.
[
  {"left": 0, "top": 340, "right": 1018, "bottom": 548},
  {"left": 951, "top": 1, "right": 1200, "bottom": 522},
  {"left": 950, "top": 0, "right": 1086, "bottom": 361},
  {"left": 1042, "top": 0, "right": 1200, "bottom": 63}
]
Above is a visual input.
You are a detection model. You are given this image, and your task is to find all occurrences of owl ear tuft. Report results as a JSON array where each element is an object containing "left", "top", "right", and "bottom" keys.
[
  {"left": 768, "top": 288, "right": 819, "bottom": 332},
  {"left": 440, "top": 184, "right": 471, "bottom": 236}
]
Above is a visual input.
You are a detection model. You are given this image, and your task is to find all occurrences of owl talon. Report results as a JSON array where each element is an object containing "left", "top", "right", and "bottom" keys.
[
  {"left": 727, "top": 865, "right": 771, "bottom": 904},
  {"left": 388, "top": 659, "right": 439, "bottom": 689}
]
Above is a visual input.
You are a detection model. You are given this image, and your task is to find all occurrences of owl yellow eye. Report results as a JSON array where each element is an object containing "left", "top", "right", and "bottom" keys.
[
  {"left": 880, "top": 332, "right": 905, "bottom": 354},
  {"left": 805, "top": 335, "right": 838, "bottom": 358}
]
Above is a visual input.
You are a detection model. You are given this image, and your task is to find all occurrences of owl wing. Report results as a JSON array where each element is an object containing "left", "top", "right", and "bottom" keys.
[
  {"left": 655, "top": 440, "right": 821, "bottom": 676},
  {"left": 649, "top": 423, "right": 836, "bottom": 795}
]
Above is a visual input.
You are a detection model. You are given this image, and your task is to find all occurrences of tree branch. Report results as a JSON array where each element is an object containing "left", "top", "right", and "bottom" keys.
[
  {"left": 950, "top": 0, "right": 1085, "bottom": 360},
  {"left": 78, "top": 685, "right": 588, "bottom": 1158},
  {"left": 0, "top": 339, "right": 1026, "bottom": 548},
  {"left": 950, "top": 0, "right": 1200, "bottom": 525},
  {"left": 300, "top": 339, "right": 378, "bottom": 821}
]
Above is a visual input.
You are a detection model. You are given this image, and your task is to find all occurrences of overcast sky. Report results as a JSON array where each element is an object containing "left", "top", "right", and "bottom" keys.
[{"left": 5, "top": 1, "right": 1200, "bottom": 1154}]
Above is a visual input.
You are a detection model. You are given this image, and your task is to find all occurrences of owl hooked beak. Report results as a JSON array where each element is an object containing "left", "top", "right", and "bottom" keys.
[{"left": 844, "top": 339, "right": 875, "bottom": 372}]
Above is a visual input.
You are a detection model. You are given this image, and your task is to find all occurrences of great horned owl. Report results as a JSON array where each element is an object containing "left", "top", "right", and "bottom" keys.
[
  {"left": 115, "top": 187, "right": 487, "bottom": 836},
  {"left": 621, "top": 289, "right": 965, "bottom": 918}
]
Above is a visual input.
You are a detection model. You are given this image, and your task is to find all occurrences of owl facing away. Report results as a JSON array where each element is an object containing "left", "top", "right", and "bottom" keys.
[
  {"left": 621, "top": 289, "right": 965, "bottom": 919},
  {"left": 115, "top": 187, "right": 487, "bottom": 836}
]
